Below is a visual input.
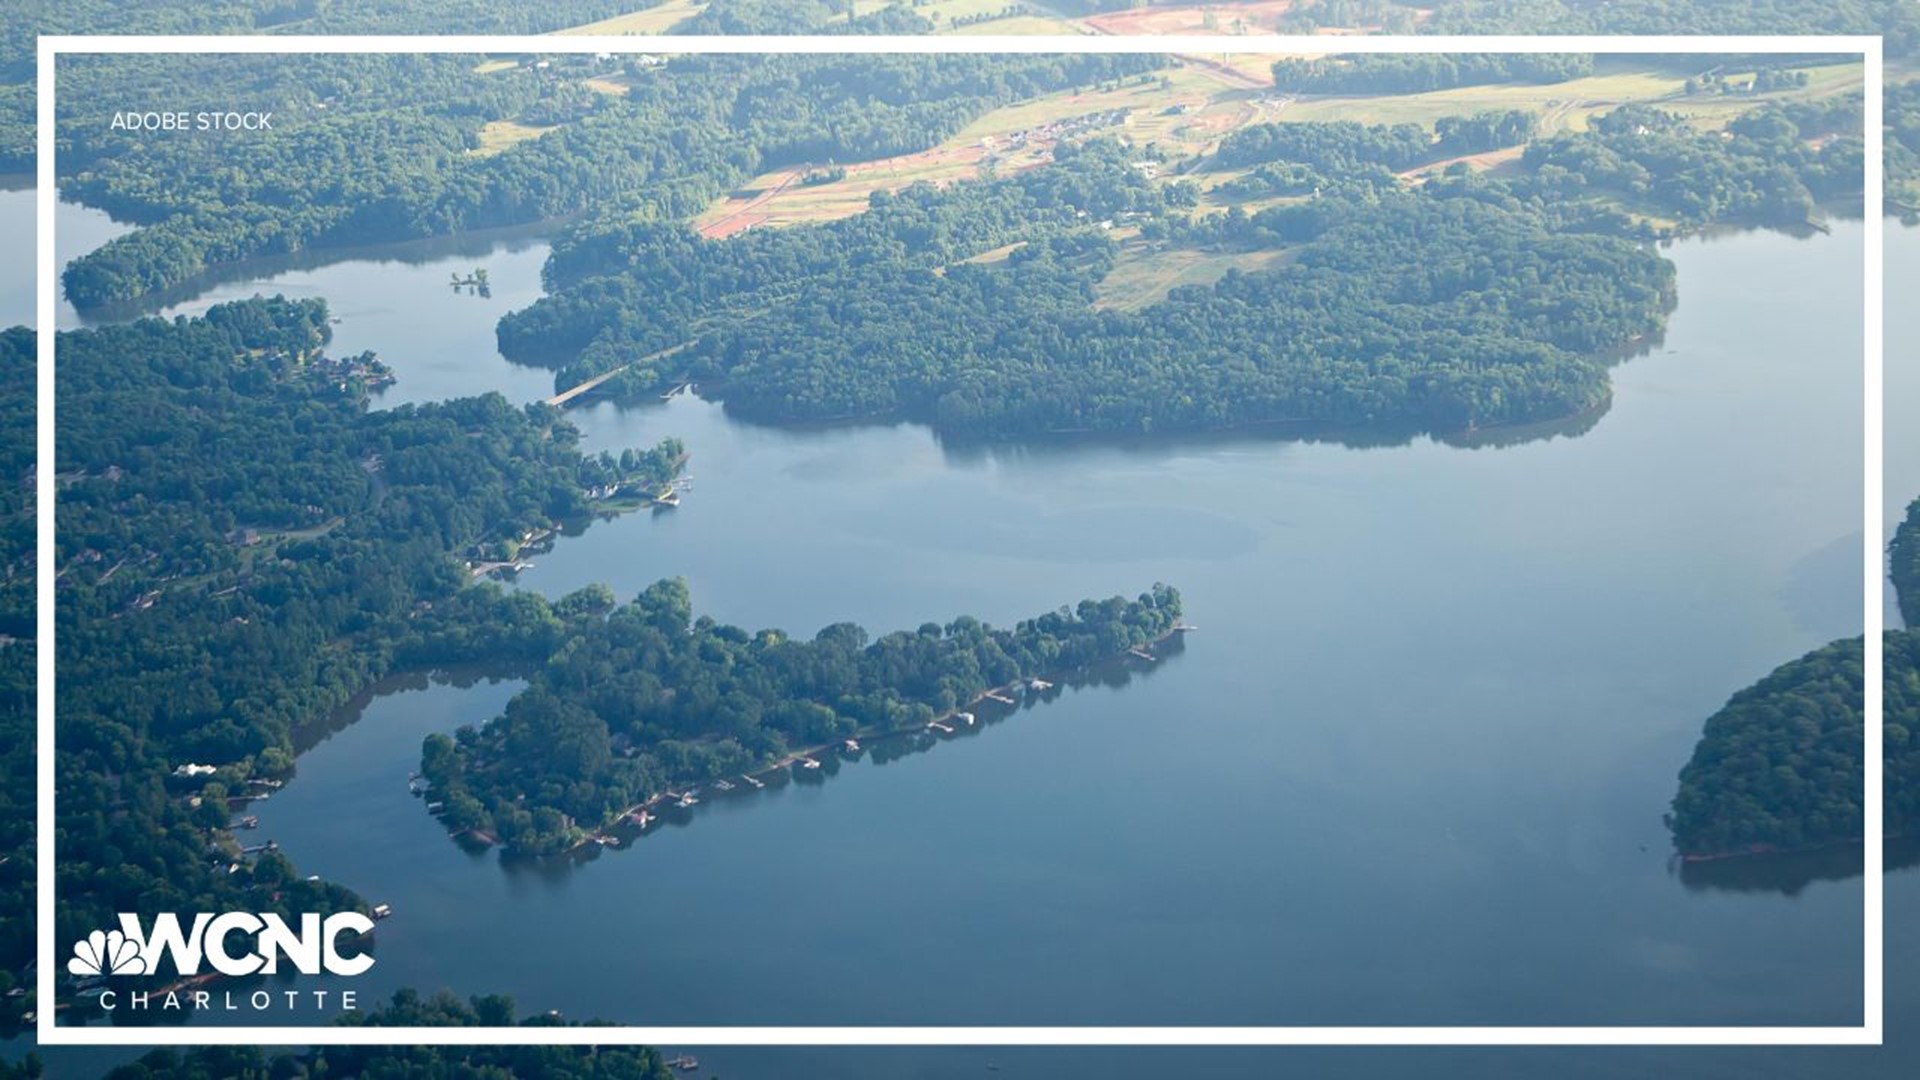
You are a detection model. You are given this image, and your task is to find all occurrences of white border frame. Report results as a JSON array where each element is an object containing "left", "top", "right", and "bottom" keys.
[{"left": 35, "top": 32, "right": 1883, "bottom": 1048}]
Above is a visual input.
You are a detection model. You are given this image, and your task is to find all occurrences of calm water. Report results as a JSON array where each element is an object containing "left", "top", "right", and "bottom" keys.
[
  {"left": 247, "top": 223, "right": 1873, "bottom": 1028},
  {"left": 14, "top": 190, "right": 1919, "bottom": 1072}
]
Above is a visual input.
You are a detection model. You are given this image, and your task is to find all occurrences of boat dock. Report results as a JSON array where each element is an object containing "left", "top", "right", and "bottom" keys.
[
  {"left": 982, "top": 689, "right": 1015, "bottom": 705},
  {"left": 927, "top": 720, "right": 954, "bottom": 735}
]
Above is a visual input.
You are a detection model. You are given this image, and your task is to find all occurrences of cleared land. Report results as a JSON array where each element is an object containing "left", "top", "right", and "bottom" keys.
[
  {"left": 470, "top": 119, "right": 559, "bottom": 157},
  {"left": 554, "top": 0, "right": 707, "bottom": 35},
  {"left": 1093, "top": 242, "right": 1295, "bottom": 312},
  {"left": 686, "top": 54, "right": 1864, "bottom": 236}
]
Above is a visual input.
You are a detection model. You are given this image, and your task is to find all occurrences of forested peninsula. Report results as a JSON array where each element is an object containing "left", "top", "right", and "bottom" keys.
[
  {"left": 503, "top": 90, "right": 1877, "bottom": 440},
  {"left": 47, "top": 297, "right": 1182, "bottom": 1000},
  {"left": 421, "top": 581, "right": 1186, "bottom": 856},
  {"left": 1667, "top": 502, "right": 1920, "bottom": 859}
]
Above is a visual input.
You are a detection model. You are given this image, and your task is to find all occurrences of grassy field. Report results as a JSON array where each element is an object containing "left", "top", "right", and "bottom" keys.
[
  {"left": 554, "top": 0, "right": 707, "bottom": 35},
  {"left": 1092, "top": 241, "right": 1295, "bottom": 312},
  {"left": 470, "top": 119, "right": 559, "bottom": 157},
  {"left": 1277, "top": 58, "right": 1865, "bottom": 134}
]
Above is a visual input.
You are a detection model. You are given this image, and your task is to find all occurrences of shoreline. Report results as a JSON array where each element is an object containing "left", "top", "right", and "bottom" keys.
[
  {"left": 1678, "top": 832, "right": 1906, "bottom": 865},
  {"left": 523, "top": 623, "right": 1198, "bottom": 857}
]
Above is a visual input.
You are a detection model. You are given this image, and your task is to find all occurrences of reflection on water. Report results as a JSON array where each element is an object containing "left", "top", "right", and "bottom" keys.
[
  {"left": 1677, "top": 837, "right": 1920, "bottom": 896},
  {"left": 66, "top": 218, "right": 563, "bottom": 330}
]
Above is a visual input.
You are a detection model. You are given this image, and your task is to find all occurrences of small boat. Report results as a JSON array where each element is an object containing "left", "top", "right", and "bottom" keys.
[
  {"left": 713, "top": 779, "right": 735, "bottom": 792},
  {"left": 799, "top": 756, "right": 821, "bottom": 769},
  {"left": 237, "top": 815, "right": 259, "bottom": 830},
  {"left": 371, "top": 904, "right": 392, "bottom": 919},
  {"left": 677, "top": 793, "right": 698, "bottom": 808},
  {"left": 843, "top": 738, "right": 860, "bottom": 752}
]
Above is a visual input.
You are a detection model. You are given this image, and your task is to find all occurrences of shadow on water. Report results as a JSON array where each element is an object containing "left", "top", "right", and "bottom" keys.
[
  {"left": 289, "top": 664, "right": 531, "bottom": 757},
  {"left": 687, "top": 325, "right": 1667, "bottom": 466},
  {"left": 1675, "top": 836, "right": 1920, "bottom": 896},
  {"left": 63, "top": 218, "right": 565, "bottom": 328},
  {"left": 498, "top": 634, "right": 1190, "bottom": 881}
]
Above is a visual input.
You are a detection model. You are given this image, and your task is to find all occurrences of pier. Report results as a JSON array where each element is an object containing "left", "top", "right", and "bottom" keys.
[{"left": 544, "top": 342, "right": 692, "bottom": 408}]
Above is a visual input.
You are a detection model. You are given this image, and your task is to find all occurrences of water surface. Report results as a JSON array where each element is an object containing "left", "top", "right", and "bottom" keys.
[{"left": 219, "top": 222, "right": 1875, "bottom": 1028}]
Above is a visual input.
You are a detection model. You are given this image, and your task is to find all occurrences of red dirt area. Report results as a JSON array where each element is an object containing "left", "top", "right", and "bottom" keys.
[
  {"left": 697, "top": 170, "right": 798, "bottom": 239},
  {"left": 1083, "top": 1, "right": 1299, "bottom": 37}
]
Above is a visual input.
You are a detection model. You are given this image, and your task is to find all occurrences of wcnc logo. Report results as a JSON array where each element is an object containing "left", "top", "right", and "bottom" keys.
[{"left": 70, "top": 912, "right": 375, "bottom": 979}]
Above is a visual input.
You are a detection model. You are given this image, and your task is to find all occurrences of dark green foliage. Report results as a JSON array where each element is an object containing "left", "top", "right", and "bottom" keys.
[
  {"left": 1669, "top": 634, "right": 1920, "bottom": 857},
  {"left": 1669, "top": 501, "right": 1920, "bottom": 857},
  {"left": 0, "top": 329, "right": 32, "bottom": 1037},
  {"left": 1269, "top": 53, "right": 1594, "bottom": 94},
  {"left": 428, "top": 579, "right": 1184, "bottom": 855},
  {"left": 696, "top": 188, "right": 1667, "bottom": 435},
  {"left": 1208, "top": 111, "right": 1536, "bottom": 197},
  {"left": 1514, "top": 103, "right": 1862, "bottom": 230},
  {"left": 53, "top": 297, "right": 676, "bottom": 962},
  {"left": 502, "top": 138, "right": 1180, "bottom": 376},
  {"left": 1895, "top": 497, "right": 1920, "bottom": 628},
  {"left": 507, "top": 135, "right": 1673, "bottom": 438}
]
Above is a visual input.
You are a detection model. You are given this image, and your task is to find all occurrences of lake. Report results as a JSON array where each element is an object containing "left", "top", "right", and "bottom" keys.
[{"left": 13, "top": 194, "right": 1918, "bottom": 1073}]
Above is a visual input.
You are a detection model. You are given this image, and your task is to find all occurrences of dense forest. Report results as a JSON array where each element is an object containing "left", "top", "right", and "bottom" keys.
[
  {"left": 422, "top": 580, "right": 1184, "bottom": 855},
  {"left": 0, "top": 329, "right": 31, "bottom": 1037},
  {"left": 503, "top": 131, "right": 1681, "bottom": 438},
  {"left": 500, "top": 138, "right": 1192, "bottom": 386},
  {"left": 1508, "top": 101, "right": 1864, "bottom": 230},
  {"left": 50, "top": 297, "right": 689, "bottom": 989},
  {"left": 1268, "top": 53, "right": 1594, "bottom": 94},
  {"left": 1208, "top": 111, "right": 1536, "bottom": 198},
  {"left": 1669, "top": 634, "right": 1920, "bottom": 858},
  {"left": 1668, "top": 503, "right": 1920, "bottom": 858},
  {"left": 1895, "top": 498, "right": 1920, "bottom": 629}
]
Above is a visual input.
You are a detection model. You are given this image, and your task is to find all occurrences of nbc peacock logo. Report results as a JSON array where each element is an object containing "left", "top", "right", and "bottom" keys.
[{"left": 68, "top": 928, "right": 148, "bottom": 977}]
